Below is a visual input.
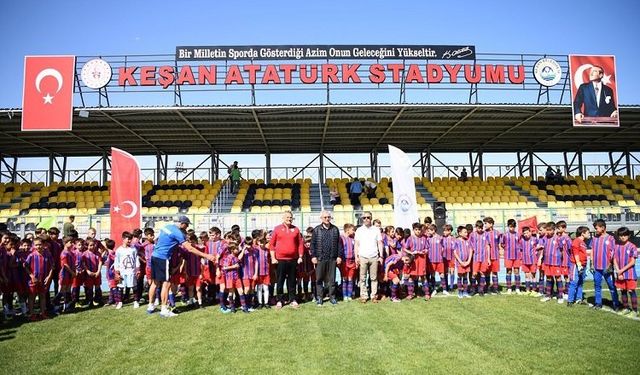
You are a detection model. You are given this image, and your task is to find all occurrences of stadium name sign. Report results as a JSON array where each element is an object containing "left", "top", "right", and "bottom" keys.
[{"left": 116, "top": 45, "right": 527, "bottom": 88}]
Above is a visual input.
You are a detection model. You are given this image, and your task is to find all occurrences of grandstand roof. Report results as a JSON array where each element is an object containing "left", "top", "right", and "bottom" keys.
[{"left": 1, "top": 103, "right": 639, "bottom": 157}]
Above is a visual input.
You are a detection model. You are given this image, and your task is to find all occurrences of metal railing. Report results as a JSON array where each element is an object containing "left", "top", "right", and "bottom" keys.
[{"left": 5, "top": 206, "right": 639, "bottom": 240}]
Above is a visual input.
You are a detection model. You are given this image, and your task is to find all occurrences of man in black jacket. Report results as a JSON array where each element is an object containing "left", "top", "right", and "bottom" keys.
[{"left": 310, "top": 210, "right": 343, "bottom": 306}]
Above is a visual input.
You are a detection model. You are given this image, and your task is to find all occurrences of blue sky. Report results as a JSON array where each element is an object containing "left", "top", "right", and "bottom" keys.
[{"left": 1, "top": 0, "right": 639, "bottom": 173}]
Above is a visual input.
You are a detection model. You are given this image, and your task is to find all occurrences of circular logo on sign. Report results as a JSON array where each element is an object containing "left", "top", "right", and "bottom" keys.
[
  {"left": 81, "top": 58, "right": 112, "bottom": 89},
  {"left": 533, "top": 58, "right": 562, "bottom": 87},
  {"left": 398, "top": 194, "right": 412, "bottom": 213}
]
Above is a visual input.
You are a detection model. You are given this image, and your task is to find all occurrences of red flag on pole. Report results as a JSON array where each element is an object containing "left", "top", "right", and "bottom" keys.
[
  {"left": 22, "top": 55, "right": 76, "bottom": 131},
  {"left": 110, "top": 148, "right": 141, "bottom": 243},
  {"left": 518, "top": 216, "right": 538, "bottom": 235}
]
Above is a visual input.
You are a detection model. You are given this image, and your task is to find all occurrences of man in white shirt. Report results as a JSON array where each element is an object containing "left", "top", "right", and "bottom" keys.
[
  {"left": 573, "top": 65, "right": 618, "bottom": 123},
  {"left": 354, "top": 211, "right": 383, "bottom": 303}
]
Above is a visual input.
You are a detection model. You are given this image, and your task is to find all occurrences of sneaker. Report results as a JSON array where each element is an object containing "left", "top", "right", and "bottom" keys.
[
  {"left": 463, "top": 292, "right": 471, "bottom": 298},
  {"left": 330, "top": 298, "right": 337, "bottom": 305},
  {"left": 593, "top": 305, "right": 603, "bottom": 310},
  {"left": 360, "top": 298, "right": 368, "bottom": 303},
  {"left": 263, "top": 303, "right": 271, "bottom": 309},
  {"left": 566, "top": 302, "right": 574, "bottom": 307},
  {"left": 432, "top": 290, "right": 438, "bottom": 297},
  {"left": 146, "top": 305, "right": 156, "bottom": 314},
  {"left": 160, "top": 309, "right": 178, "bottom": 318},
  {"left": 242, "top": 307, "right": 250, "bottom": 314},
  {"left": 291, "top": 301, "right": 300, "bottom": 309},
  {"left": 515, "top": 289, "right": 522, "bottom": 295},
  {"left": 344, "top": 297, "right": 352, "bottom": 302},
  {"left": 219, "top": 307, "right": 231, "bottom": 314},
  {"left": 372, "top": 298, "right": 380, "bottom": 304},
  {"left": 557, "top": 298, "right": 564, "bottom": 304},
  {"left": 458, "top": 292, "right": 463, "bottom": 299},
  {"left": 618, "top": 308, "right": 632, "bottom": 316},
  {"left": 275, "top": 302, "right": 283, "bottom": 310},
  {"left": 92, "top": 301, "right": 100, "bottom": 307},
  {"left": 506, "top": 289, "right": 512, "bottom": 295},
  {"left": 316, "top": 301, "right": 324, "bottom": 307},
  {"left": 563, "top": 293, "right": 568, "bottom": 300},
  {"left": 154, "top": 298, "right": 160, "bottom": 307},
  {"left": 540, "top": 297, "right": 551, "bottom": 303},
  {"left": 442, "top": 290, "right": 449, "bottom": 296},
  {"left": 115, "top": 302, "right": 123, "bottom": 309},
  {"left": 532, "top": 292, "right": 542, "bottom": 298},
  {"left": 133, "top": 301, "right": 140, "bottom": 309},
  {"left": 391, "top": 297, "right": 401, "bottom": 303}
]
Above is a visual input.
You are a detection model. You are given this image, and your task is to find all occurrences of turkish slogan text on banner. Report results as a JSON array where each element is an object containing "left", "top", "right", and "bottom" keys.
[
  {"left": 22, "top": 55, "right": 76, "bottom": 131},
  {"left": 110, "top": 148, "right": 141, "bottom": 244},
  {"left": 569, "top": 55, "right": 619, "bottom": 127}
]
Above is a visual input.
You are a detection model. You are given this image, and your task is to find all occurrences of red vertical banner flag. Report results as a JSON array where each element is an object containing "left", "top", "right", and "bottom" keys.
[
  {"left": 569, "top": 55, "right": 619, "bottom": 127},
  {"left": 110, "top": 148, "right": 141, "bottom": 242},
  {"left": 22, "top": 55, "right": 76, "bottom": 131}
]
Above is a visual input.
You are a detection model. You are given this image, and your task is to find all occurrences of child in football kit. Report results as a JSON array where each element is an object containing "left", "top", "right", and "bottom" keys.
[
  {"left": 8, "top": 239, "right": 30, "bottom": 316},
  {"left": 470, "top": 221, "right": 490, "bottom": 296},
  {"left": 239, "top": 236, "right": 258, "bottom": 310},
  {"left": 253, "top": 230, "right": 271, "bottom": 309},
  {"left": 483, "top": 217, "right": 502, "bottom": 294},
  {"left": 567, "top": 226, "right": 590, "bottom": 305},
  {"left": 103, "top": 239, "right": 118, "bottom": 305},
  {"left": 25, "top": 238, "right": 53, "bottom": 320},
  {"left": 404, "top": 223, "right": 429, "bottom": 300},
  {"left": 441, "top": 224, "right": 456, "bottom": 293},
  {"left": 613, "top": 227, "right": 638, "bottom": 317},
  {"left": 142, "top": 228, "right": 158, "bottom": 312},
  {"left": 519, "top": 227, "right": 540, "bottom": 296},
  {"left": 555, "top": 221, "right": 572, "bottom": 299},
  {"left": 538, "top": 222, "right": 565, "bottom": 304},
  {"left": 52, "top": 236, "right": 76, "bottom": 312},
  {"left": 454, "top": 226, "right": 473, "bottom": 299},
  {"left": 83, "top": 238, "right": 103, "bottom": 306},
  {"left": 426, "top": 224, "right": 447, "bottom": 296},
  {"left": 220, "top": 242, "right": 250, "bottom": 313},
  {"left": 502, "top": 219, "right": 522, "bottom": 294},
  {"left": 340, "top": 224, "right": 357, "bottom": 301},
  {"left": 590, "top": 219, "right": 620, "bottom": 310},
  {"left": 183, "top": 233, "right": 204, "bottom": 307},
  {"left": 384, "top": 252, "right": 412, "bottom": 302},
  {"left": 114, "top": 231, "right": 140, "bottom": 309}
]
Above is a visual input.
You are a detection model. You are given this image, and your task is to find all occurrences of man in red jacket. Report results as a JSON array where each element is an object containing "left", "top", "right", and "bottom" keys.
[{"left": 269, "top": 211, "right": 304, "bottom": 309}]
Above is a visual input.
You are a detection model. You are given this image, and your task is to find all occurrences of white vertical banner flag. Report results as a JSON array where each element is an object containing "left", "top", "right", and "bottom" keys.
[{"left": 388, "top": 145, "right": 419, "bottom": 228}]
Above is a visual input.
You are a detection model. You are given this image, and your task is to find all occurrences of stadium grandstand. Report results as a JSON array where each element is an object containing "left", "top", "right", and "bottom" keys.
[{"left": 1, "top": 49, "right": 640, "bottom": 237}]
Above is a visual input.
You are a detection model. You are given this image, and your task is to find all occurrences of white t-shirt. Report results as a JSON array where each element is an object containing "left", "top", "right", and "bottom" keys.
[{"left": 355, "top": 225, "right": 381, "bottom": 258}]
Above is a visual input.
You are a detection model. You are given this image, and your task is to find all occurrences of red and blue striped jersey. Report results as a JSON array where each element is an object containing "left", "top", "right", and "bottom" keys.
[
  {"left": 104, "top": 250, "right": 116, "bottom": 280},
  {"left": 387, "top": 237, "right": 402, "bottom": 256},
  {"left": 557, "top": 234, "right": 572, "bottom": 267},
  {"left": 384, "top": 254, "right": 403, "bottom": 274},
  {"left": 73, "top": 249, "right": 84, "bottom": 273},
  {"left": 25, "top": 250, "right": 53, "bottom": 282},
  {"left": 82, "top": 250, "right": 101, "bottom": 273},
  {"left": 6, "top": 250, "right": 26, "bottom": 285},
  {"left": 184, "top": 246, "right": 202, "bottom": 277},
  {"left": 485, "top": 229, "right": 502, "bottom": 260},
  {"left": 241, "top": 246, "right": 257, "bottom": 279},
  {"left": 255, "top": 245, "right": 270, "bottom": 276},
  {"left": 591, "top": 233, "right": 614, "bottom": 270},
  {"left": 207, "top": 240, "right": 227, "bottom": 264},
  {"left": 614, "top": 242, "right": 637, "bottom": 280},
  {"left": 221, "top": 253, "right": 239, "bottom": 280},
  {"left": 502, "top": 231, "right": 521, "bottom": 260},
  {"left": 427, "top": 234, "right": 444, "bottom": 263},
  {"left": 540, "top": 236, "right": 563, "bottom": 266},
  {"left": 341, "top": 235, "right": 355, "bottom": 260},
  {"left": 143, "top": 242, "right": 155, "bottom": 272},
  {"left": 470, "top": 231, "right": 490, "bottom": 262},
  {"left": 59, "top": 249, "right": 76, "bottom": 279},
  {"left": 442, "top": 235, "right": 456, "bottom": 260},
  {"left": 519, "top": 237, "right": 539, "bottom": 265},
  {"left": 170, "top": 247, "right": 184, "bottom": 274},
  {"left": 404, "top": 235, "right": 428, "bottom": 255},
  {"left": 454, "top": 238, "right": 473, "bottom": 267}
]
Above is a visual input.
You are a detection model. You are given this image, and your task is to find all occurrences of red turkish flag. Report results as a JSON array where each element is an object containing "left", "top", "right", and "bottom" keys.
[
  {"left": 22, "top": 55, "right": 76, "bottom": 131},
  {"left": 518, "top": 216, "right": 538, "bottom": 235},
  {"left": 110, "top": 148, "right": 141, "bottom": 243}
]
